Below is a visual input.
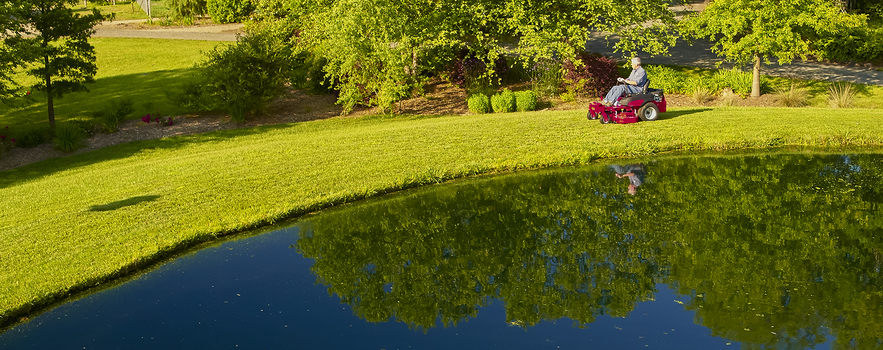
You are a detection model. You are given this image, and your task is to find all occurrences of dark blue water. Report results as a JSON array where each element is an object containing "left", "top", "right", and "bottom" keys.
[
  {"left": 2, "top": 153, "right": 882, "bottom": 349},
  {"left": 0, "top": 228, "right": 734, "bottom": 350}
]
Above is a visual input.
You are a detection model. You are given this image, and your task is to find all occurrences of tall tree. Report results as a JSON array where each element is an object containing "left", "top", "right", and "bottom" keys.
[
  {"left": 680, "top": 0, "right": 866, "bottom": 97},
  {"left": 0, "top": 2, "right": 23, "bottom": 103},
  {"left": 4, "top": 0, "right": 104, "bottom": 130}
]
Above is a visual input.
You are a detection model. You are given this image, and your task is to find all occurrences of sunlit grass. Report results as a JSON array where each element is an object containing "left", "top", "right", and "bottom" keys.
[{"left": 2, "top": 107, "right": 883, "bottom": 327}]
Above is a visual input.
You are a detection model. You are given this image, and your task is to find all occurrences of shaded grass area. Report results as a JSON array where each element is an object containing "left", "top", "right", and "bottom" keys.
[
  {"left": 5, "top": 69, "right": 200, "bottom": 128},
  {"left": 2, "top": 107, "right": 883, "bottom": 327},
  {"left": 1, "top": 38, "right": 224, "bottom": 128}
]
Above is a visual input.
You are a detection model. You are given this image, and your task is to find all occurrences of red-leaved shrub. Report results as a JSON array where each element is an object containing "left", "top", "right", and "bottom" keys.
[{"left": 561, "top": 52, "right": 618, "bottom": 98}]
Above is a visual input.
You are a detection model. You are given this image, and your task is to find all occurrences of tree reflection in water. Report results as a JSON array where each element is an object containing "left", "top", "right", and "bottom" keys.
[{"left": 295, "top": 154, "right": 883, "bottom": 349}]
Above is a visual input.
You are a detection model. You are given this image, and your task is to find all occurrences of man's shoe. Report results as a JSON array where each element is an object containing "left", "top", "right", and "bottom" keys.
[{"left": 601, "top": 101, "right": 613, "bottom": 107}]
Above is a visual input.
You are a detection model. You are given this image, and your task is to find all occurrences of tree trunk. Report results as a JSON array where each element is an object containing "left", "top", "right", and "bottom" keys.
[
  {"left": 45, "top": 56, "right": 56, "bottom": 132},
  {"left": 751, "top": 53, "right": 761, "bottom": 98}
]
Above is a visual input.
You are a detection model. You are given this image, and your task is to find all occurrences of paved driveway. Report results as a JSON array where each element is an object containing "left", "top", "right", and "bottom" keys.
[
  {"left": 586, "top": 33, "right": 883, "bottom": 86},
  {"left": 94, "top": 20, "right": 241, "bottom": 42}
]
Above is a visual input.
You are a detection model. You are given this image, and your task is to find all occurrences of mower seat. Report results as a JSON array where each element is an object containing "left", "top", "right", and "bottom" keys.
[{"left": 619, "top": 80, "right": 658, "bottom": 105}]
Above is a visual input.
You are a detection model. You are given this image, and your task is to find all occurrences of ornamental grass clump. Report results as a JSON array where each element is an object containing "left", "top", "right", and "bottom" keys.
[
  {"left": 491, "top": 89, "right": 516, "bottom": 113},
  {"left": 515, "top": 90, "right": 537, "bottom": 112},
  {"left": 718, "top": 88, "right": 740, "bottom": 107},
  {"left": 827, "top": 82, "right": 856, "bottom": 108},
  {"left": 686, "top": 78, "right": 714, "bottom": 105},
  {"left": 775, "top": 82, "right": 810, "bottom": 107},
  {"left": 467, "top": 94, "right": 491, "bottom": 114},
  {"left": 53, "top": 122, "right": 86, "bottom": 152},
  {"left": 691, "top": 86, "right": 715, "bottom": 105}
]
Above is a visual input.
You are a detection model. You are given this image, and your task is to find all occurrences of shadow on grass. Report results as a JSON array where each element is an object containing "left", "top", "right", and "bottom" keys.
[
  {"left": 0, "top": 122, "right": 294, "bottom": 189},
  {"left": 89, "top": 195, "right": 161, "bottom": 212},
  {"left": 0, "top": 68, "right": 200, "bottom": 129},
  {"left": 660, "top": 108, "right": 713, "bottom": 120}
]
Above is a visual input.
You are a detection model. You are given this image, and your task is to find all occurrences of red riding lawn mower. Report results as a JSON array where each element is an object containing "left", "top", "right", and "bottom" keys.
[{"left": 587, "top": 80, "right": 666, "bottom": 124}]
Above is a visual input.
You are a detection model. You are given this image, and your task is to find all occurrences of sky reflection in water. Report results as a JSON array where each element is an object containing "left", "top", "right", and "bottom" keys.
[{"left": 2, "top": 153, "right": 882, "bottom": 349}]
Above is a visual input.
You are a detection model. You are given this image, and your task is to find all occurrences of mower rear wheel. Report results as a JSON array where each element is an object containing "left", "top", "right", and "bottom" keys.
[{"left": 638, "top": 103, "right": 660, "bottom": 121}]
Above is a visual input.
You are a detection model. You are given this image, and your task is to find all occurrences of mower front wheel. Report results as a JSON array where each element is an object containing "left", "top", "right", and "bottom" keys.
[{"left": 600, "top": 112, "right": 611, "bottom": 124}]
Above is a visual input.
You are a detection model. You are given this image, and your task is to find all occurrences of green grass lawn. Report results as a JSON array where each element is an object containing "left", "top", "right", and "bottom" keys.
[
  {"left": 1, "top": 37, "right": 226, "bottom": 129},
  {"left": 2, "top": 106, "right": 883, "bottom": 328}
]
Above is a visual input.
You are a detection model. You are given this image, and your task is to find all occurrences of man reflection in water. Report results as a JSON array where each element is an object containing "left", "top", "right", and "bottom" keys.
[{"left": 611, "top": 164, "right": 646, "bottom": 196}]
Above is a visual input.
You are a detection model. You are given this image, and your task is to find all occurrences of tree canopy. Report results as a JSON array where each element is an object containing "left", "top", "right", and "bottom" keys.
[
  {"left": 259, "top": 0, "right": 681, "bottom": 112},
  {"left": 0, "top": 3, "right": 23, "bottom": 103},
  {"left": 680, "top": 0, "right": 866, "bottom": 97},
  {"left": 2, "top": 0, "right": 104, "bottom": 129}
]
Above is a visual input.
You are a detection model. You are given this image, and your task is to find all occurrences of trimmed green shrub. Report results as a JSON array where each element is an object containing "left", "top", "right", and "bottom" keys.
[
  {"left": 54, "top": 122, "right": 86, "bottom": 152},
  {"left": 515, "top": 90, "right": 537, "bottom": 112},
  {"left": 467, "top": 94, "right": 490, "bottom": 114},
  {"left": 491, "top": 89, "right": 516, "bottom": 113},
  {"left": 207, "top": 0, "right": 255, "bottom": 24}
]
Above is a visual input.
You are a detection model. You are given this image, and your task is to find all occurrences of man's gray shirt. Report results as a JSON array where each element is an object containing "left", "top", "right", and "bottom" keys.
[{"left": 627, "top": 67, "right": 647, "bottom": 88}]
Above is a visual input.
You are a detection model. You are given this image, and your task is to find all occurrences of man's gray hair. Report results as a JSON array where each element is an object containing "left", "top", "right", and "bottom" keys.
[{"left": 631, "top": 57, "right": 641, "bottom": 65}]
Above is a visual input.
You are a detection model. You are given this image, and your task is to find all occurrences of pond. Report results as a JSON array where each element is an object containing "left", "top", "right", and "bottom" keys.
[{"left": 2, "top": 153, "right": 882, "bottom": 349}]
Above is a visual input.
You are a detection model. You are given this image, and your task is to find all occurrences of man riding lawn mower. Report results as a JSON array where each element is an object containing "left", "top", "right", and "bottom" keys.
[{"left": 587, "top": 57, "right": 667, "bottom": 124}]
